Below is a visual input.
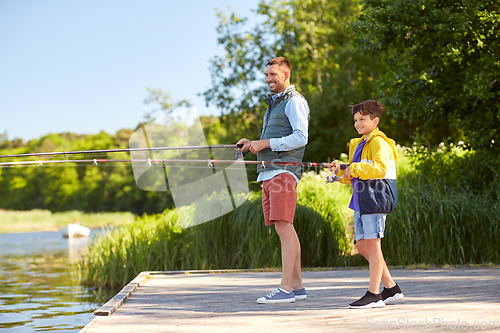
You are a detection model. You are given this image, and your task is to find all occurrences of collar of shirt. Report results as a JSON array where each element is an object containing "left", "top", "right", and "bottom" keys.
[{"left": 271, "top": 91, "right": 283, "bottom": 101}]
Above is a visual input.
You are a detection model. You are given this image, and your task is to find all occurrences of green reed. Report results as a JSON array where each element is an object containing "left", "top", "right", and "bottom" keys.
[
  {"left": 384, "top": 173, "right": 500, "bottom": 265},
  {"left": 78, "top": 174, "right": 352, "bottom": 289}
]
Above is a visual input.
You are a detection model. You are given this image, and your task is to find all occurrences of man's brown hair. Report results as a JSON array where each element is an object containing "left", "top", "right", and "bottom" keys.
[
  {"left": 267, "top": 57, "right": 291, "bottom": 71},
  {"left": 351, "top": 100, "right": 384, "bottom": 119}
]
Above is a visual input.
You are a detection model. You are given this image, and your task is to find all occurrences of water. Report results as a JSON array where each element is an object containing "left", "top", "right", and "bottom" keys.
[{"left": 0, "top": 230, "right": 115, "bottom": 332}]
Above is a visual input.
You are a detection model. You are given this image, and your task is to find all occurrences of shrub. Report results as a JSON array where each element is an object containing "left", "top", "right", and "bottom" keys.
[{"left": 384, "top": 172, "right": 500, "bottom": 265}]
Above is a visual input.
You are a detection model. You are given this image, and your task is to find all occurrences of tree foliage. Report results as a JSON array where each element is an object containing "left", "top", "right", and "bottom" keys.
[
  {"left": 203, "top": 8, "right": 273, "bottom": 142},
  {"left": 0, "top": 130, "right": 175, "bottom": 214},
  {"left": 205, "top": 0, "right": 386, "bottom": 162},
  {"left": 143, "top": 87, "right": 192, "bottom": 121},
  {"left": 352, "top": 0, "right": 500, "bottom": 150},
  {"left": 8, "top": 1, "right": 497, "bottom": 212}
]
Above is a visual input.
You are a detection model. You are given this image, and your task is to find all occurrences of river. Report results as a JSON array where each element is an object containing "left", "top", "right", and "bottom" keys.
[{"left": 0, "top": 230, "right": 115, "bottom": 332}]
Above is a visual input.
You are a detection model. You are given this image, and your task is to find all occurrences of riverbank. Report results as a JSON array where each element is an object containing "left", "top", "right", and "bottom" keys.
[{"left": 0, "top": 209, "right": 135, "bottom": 233}]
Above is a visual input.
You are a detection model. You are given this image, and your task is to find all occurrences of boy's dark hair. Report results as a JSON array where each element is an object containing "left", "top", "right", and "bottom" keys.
[
  {"left": 267, "top": 57, "right": 291, "bottom": 71},
  {"left": 351, "top": 100, "right": 384, "bottom": 119}
]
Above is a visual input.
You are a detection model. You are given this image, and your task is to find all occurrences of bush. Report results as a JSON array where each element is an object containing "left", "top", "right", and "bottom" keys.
[
  {"left": 384, "top": 172, "right": 500, "bottom": 265},
  {"left": 405, "top": 142, "right": 500, "bottom": 193}
]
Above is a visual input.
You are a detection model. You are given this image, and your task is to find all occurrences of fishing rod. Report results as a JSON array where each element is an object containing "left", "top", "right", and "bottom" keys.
[
  {"left": 0, "top": 144, "right": 240, "bottom": 159},
  {"left": 0, "top": 158, "right": 333, "bottom": 169},
  {"left": 0, "top": 143, "right": 346, "bottom": 181}
]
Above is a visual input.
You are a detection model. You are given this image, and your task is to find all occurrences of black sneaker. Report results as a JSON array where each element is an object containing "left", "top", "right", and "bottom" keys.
[
  {"left": 349, "top": 291, "right": 385, "bottom": 309},
  {"left": 381, "top": 284, "right": 404, "bottom": 304}
]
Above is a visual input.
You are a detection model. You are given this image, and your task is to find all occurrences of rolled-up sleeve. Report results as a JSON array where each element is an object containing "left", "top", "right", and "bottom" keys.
[{"left": 269, "top": 95, "right": 309, "bottom": 151}]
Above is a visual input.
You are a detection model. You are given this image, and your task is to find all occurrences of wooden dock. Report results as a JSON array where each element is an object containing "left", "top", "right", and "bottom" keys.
[{"left": 81, "top": 267, "right": 500, "bottom": 332}]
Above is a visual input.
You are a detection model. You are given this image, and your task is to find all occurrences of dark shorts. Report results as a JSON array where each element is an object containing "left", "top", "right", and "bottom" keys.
[{"left": 262, "top": 173, "right": 297, "bottom": 226}]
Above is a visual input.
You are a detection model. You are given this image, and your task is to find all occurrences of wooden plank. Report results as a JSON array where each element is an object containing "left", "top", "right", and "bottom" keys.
[
  {"left": 93, "top": 272, "right": 149, "bottom": 316},
  {"left": 91, "top": 268, "right": 288, "bottom": 317},
  {"left": 83, "top": 268, "right": 500, "bottom": 332}
]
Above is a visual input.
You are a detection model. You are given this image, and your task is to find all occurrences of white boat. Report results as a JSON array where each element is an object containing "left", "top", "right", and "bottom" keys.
[{"left": 60, "top": 221, "right": 91, "bottom": 238}]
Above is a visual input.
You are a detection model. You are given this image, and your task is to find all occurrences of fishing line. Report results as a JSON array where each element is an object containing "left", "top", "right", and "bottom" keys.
[
  {"left": 0, "top": 144, "right": 240, "bottom": 159},
  {"left": 0, "top": 147, "right": 234, "bottom": 164},
  {"left": 0, "top": 158, "right": 331, "bottom": 168},
  {"left": 0, "top": 144, "right": 337, "bottom": 181}
]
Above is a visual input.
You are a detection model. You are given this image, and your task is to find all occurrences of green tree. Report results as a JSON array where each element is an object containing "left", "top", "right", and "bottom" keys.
[
  {"left": 143, "top": 88, "right": 192, "bottom": 121},
  {"left": 352, "top": 0, "right": 500, "bottom": 150},
  {"left": 0, "top": 130, "right": 175, "bottom": 214},
  {"left": 205, "top": 0, "right": 385, "bottom": 162},
  {"left": 203, "top": 8, "right": 272, "bottom": 142},
  {"left": 0, "top": 87, "right": 195, "bottom": 214}
]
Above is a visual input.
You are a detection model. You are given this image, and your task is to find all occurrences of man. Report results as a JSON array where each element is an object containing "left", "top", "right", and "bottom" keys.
[{"left": 237, "top": 56, "right": 310, "bottom": 303}]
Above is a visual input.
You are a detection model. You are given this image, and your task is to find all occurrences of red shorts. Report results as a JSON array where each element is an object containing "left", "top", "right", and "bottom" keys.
[{"left": 262, "top": 172, "right": 298, "bottom": 226}]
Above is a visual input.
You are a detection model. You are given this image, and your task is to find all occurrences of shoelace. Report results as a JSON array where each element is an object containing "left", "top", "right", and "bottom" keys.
[{"left": 266, "top": 289, "right": 280, "bottom": 298}]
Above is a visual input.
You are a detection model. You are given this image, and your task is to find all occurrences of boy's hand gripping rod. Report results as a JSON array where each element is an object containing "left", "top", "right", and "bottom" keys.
[{"left": 325, "top": 163, "right": 349, "bottom": 183}]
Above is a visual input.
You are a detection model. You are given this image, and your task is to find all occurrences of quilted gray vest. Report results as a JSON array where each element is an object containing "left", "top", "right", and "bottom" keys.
[{"left": 257, "top": 85, "right": 307, "bottom": 179}]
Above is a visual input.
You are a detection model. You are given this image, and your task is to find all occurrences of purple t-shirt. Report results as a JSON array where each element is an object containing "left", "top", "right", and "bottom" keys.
[{"left": 348, "top": 140, "right": 367, "bottom": 211}]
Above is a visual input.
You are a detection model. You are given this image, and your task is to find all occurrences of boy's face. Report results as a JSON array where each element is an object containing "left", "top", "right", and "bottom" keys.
[{"left": 354, "top": 112, "right": 379, "bottom": 138}]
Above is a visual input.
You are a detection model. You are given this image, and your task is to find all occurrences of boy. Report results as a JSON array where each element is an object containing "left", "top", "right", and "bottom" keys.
[{"left": 331, "top": 100, "right": 404, "bottom": 308}]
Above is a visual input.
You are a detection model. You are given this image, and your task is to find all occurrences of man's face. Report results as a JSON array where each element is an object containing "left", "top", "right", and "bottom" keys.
[{"left": 265, "top": 64, "right": 289, "bottom": 94}]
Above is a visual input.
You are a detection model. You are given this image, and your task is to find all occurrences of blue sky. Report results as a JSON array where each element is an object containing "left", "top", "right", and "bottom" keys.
[{"left": 0, "top": 0, "right": 261, "bottom": 142}]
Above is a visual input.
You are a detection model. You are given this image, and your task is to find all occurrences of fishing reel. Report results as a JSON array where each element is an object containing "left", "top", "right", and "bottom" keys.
[
  {"left": 325, "top": 172, "right": 343, "bottom": 183},
  {"left": 235, "top": 143, "right": 247, "bottom": 160},
  {"left": 325, "top": 163, "right": 349, "bottom": 183}
]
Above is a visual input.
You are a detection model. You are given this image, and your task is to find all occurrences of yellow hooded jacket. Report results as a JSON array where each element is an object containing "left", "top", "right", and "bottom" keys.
[{"left": 337, "top": 128, "right": 398, "bottom": 214}]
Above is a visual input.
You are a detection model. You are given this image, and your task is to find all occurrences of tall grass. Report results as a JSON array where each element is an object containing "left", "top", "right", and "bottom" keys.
[
  {"left": 78, "top": 174, "right": 353, "bottom": 289},
  {"left": 384, "top": 173, "right": 500, "bottom": 265}
]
